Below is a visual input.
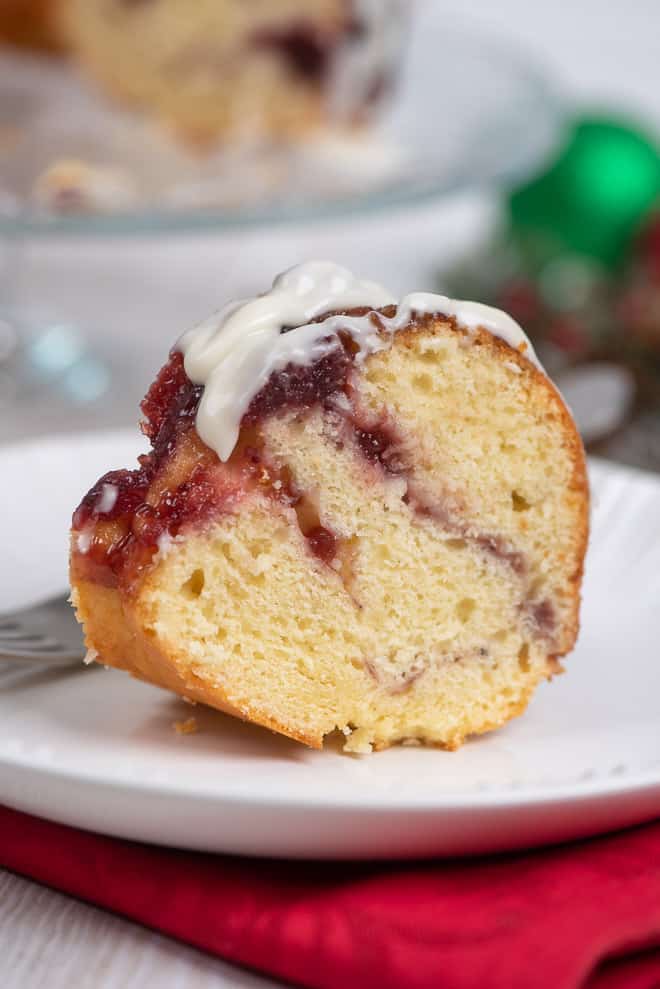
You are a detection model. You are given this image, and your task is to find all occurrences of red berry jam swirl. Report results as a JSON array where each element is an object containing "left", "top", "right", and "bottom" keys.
[
  {"left": 71, "top": 340, "right": 356, "bottom": 590},
  {"left": 252, "top": 23, "right": 333, "bottom": 84},
  {"left": 250, "top": 6, "right": 373, "bottom": 86}
]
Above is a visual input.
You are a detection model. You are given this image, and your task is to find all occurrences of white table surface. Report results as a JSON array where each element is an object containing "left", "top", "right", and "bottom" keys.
[{"left": 3, "top": 0, "right": 660, "bottom": 985}]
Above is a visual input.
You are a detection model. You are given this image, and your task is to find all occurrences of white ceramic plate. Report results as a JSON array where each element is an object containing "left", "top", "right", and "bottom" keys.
[{"left": 1, "top": 429, "right": 659, "bottom": 859}]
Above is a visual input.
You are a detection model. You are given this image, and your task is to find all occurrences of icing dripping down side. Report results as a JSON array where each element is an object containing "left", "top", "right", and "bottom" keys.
[{"left": 177, "top": 261, "right": 543, "bottom": 463}]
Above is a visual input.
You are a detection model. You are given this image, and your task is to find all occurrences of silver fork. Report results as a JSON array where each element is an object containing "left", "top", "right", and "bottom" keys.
[{"left": 0, "top": 594, "right": 85, "bottom": 667}]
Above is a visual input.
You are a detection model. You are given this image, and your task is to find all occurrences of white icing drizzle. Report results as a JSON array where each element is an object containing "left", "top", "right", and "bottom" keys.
[
  {"left": 95, "top": 482, "right": 118, "bottom": 515},
  {"left": 76, "top": 528, "right": 93, "bottom": 554},
  {"left": 178, "top": 261, "right": 542, "bottom": 463}
]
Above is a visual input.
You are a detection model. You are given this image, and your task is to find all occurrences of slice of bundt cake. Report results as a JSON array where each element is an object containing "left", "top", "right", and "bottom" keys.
[
  {"left": 70, "top": 262, "right": 588, "bottom": 753},
  {"left": 58, "top": 0, "right": 404, "bottom": 146}
]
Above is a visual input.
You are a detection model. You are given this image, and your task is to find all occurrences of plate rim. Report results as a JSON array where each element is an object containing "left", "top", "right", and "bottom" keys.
[{"left": 1, "top": 730, "right": 660, "bottom": 812}]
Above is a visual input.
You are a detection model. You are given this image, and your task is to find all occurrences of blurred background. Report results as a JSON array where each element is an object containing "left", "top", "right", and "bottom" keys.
[{"left": 1, "top": 0, "right": 659, "bottom": 469}]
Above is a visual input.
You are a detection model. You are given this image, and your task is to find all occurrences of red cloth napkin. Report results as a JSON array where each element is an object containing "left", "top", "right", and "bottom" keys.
[{"left": 2, "top": 805, "right": 660, "bottom": 989}]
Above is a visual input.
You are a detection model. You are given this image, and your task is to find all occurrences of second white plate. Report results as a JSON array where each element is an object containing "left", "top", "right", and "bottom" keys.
[{"left": 0, "top": 430, "right": 659, "bottom": 859}]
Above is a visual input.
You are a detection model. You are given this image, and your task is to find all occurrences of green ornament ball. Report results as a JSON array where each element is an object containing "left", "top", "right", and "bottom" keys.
[{"left": 509, "top": 117, "right": 660, "bottom": 267}]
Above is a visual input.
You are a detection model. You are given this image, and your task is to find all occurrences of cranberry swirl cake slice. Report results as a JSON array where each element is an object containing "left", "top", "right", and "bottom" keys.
[{"left": 70, "top": 262, "right": 588, "bottom": 753}]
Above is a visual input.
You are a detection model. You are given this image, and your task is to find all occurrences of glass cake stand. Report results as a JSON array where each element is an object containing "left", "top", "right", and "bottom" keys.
[{"left": 0, "top": 10, "right": 564, "bottom": 433}]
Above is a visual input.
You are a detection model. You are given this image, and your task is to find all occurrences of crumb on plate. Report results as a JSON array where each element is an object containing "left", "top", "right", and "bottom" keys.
[{"left": 173, "top": 716, "right": 198, "bottom": 735}]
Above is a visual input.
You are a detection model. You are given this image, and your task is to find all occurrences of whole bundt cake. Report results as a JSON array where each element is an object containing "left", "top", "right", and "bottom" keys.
[
  {"left": 58, "top": 0, "right": 403, "bottom": 145},
  {"left": 70, "top": 261, "right": 588, "bottom": 753}
]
